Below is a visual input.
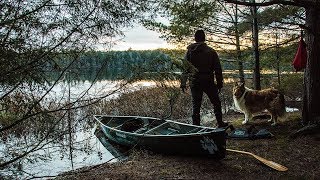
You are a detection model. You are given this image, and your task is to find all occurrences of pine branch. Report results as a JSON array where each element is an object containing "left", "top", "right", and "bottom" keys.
[{"left": 224, "top": 0, "right": 319, "bottom": 8}]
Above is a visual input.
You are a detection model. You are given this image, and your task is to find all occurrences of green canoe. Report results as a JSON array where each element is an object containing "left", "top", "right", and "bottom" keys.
[{"left": 94, "top": 115, "right": 226, "bottom": 159}]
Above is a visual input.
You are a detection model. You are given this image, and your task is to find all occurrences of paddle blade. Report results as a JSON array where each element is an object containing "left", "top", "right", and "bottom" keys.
[
  {"left": 253, "top": 154, "right": 288, "bottom": 172},
  {"left": 227, "top": 149, "right": 288, "bottom": 172}
]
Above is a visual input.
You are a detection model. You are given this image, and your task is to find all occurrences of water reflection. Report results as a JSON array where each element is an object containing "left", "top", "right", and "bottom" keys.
[
  {"left": 0, "top": 80, "right": 157, "bottom": 179},
  {"left": 18, "top": 128, "right": 115, "bottom": 178},
  {"left": 0, "top": 116, "right": 115, "bottom": 179},
  {"left": 94, "top": 128, "right": 128, "bottom": 162}
]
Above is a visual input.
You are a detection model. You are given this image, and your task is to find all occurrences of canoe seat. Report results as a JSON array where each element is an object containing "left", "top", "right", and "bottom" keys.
[
  {"left": 166, "top": 128, "right": 180, "bottom": 135},
  {"left": 186, "top": 127, "right": 203, "bottom": 134},
  {"left": 197, "top": 128, "right": 215, "bottom": 133},
  {"left": 197, "top": 128, "right": 208, "bottom": 133},
  {"left": 144, "top": 122, "right": 169, "bottom": 134},
  {"left": 134, "top": 125, "right": 150, "bottom": 134},
  {"left": 116, "top": 118, "right": 144, "bottom": 132}
]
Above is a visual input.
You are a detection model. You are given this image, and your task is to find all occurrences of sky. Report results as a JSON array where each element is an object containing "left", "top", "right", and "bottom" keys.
[{"left": 110, "top": 24, "right": 175, "bottom": 51}]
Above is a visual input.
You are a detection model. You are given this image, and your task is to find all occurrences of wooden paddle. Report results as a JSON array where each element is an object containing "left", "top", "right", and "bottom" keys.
[{"left": 226, "top": 149, "right": 288, "bottom": 172}]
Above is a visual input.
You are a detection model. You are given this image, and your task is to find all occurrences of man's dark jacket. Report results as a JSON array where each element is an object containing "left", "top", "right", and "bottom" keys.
[{"left": 181, "top": 42, "right": 223, "bottom": 88}]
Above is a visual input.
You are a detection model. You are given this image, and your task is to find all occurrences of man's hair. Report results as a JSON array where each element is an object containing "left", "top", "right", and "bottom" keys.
[{"left": 195, "top": 30, "right": 205, "bottom": 42}]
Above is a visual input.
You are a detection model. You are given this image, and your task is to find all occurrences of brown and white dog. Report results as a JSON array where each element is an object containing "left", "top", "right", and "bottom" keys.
[{"left": 233, "top": 82, "right": 286, "bottom": 126}]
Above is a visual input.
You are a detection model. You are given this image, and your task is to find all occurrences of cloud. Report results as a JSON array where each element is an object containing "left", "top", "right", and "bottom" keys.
[{"left": 112, "top": 24, "right": 173, "bottom": 51}]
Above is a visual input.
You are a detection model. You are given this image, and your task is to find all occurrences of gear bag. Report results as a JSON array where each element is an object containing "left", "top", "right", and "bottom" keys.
[{"left": 292, "top": 37, "right": 307, "bottom": 71}]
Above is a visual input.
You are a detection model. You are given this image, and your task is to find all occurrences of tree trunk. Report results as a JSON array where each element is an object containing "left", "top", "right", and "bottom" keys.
[
  {"left": 251, "top": 1, "right": 261, "bottom": 90},
  {"left": 302, "top": 7, "right": 320, "bottom": 125},
  {"left": 235, "top": 4, "right": 245, "bottom": 83},
  {"left": 276, "top": 33, "right": 281, "bottom": 86}
]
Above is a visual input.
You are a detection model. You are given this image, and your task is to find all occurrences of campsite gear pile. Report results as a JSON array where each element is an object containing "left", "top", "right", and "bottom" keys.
[{"left": 225, "top": 125, "right": 274, "bottom": 140}]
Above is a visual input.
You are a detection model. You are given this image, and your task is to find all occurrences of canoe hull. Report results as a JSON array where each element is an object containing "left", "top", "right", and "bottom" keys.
[{"left": 95, "top": 115, "right": 226, "bottom": 159}]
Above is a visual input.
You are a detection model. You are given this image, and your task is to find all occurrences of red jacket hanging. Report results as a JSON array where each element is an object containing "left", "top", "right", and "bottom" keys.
[{"left": 292, "top": 38, "right": 307, "bottom": 71}]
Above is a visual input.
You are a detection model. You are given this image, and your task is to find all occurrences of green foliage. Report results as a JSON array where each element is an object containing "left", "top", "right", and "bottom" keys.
[
  {"left": 279, "top": 73, "right": 303, "bottom": 100},
  {"left": 0, "top": 0, "right": 153, "bottom": 85},
  {"left": 143, "top": 0, "right": 220, "bottom": 43},
  {"left": 219, "top": 41, "right": 298, "bottom": 72},
  {"left": 236, "top": 6, "right": 304, "bottom": 35},
  {"left": 167, "top": 1, "right": 217, "bottom": 38},
  {"left": 259, "top": 43, "right": 298, "bottom": 71},
  {"left": 259, "top": 6, "right": 304, "bottom": 27},
  {"left": 0, "top": 112, "right": 17, "bottom": 127}
]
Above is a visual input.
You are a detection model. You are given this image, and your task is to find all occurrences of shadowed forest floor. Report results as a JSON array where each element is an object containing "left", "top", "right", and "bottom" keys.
[{"left": 57, "top": 112, "right": 320, "bottom": 180}]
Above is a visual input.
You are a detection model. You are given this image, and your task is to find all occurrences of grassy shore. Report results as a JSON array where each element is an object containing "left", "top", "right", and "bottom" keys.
[
  {"left": 57, "top": 112, "right": 319, "bottom": 180},
  {"left": 57, "top": 86, "right": 319, "bottom": 180}
]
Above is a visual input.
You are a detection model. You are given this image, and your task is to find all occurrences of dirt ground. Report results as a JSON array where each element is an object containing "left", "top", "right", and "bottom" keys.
[{"left": 57, "top": 113, "right": 320, "bottom": 180}]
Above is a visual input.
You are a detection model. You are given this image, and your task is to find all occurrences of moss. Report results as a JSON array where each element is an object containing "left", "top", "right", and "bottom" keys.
[{"left": 0, "top": 112, "right": 18, "bottom": 126}]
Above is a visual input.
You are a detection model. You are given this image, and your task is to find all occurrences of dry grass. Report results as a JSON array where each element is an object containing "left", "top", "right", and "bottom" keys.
[
  {"left": 90, "top": 83, "right": 235, "bottom": 125},
  {"left": 58, "top": 85, "right": 319, "bottom": 180}
]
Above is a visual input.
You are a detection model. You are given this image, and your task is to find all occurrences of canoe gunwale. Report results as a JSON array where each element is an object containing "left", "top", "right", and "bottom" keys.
[{"left": 93, "top": 115, "right": 223, "bottom": 137}]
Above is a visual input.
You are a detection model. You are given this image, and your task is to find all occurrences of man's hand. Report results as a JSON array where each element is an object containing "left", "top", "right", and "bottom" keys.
[{"left": 180, "top": 74, "right": 188, "bottom": 93}]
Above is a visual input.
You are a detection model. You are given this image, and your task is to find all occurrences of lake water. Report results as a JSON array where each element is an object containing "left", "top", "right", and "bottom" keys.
[
  {"left": 17, "top": 127, "right": 116, "bottom": 178},
  {"left": 0, "top": 80, "right": 159, "bottom": 179}
]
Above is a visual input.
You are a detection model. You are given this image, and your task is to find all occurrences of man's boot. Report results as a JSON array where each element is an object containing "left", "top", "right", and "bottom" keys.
[
  {"left": 216, "top": 113, "right": 228, "bottom": 128},
  {"left": 192, "top": 114, "right": 201, "bottom": 126}
]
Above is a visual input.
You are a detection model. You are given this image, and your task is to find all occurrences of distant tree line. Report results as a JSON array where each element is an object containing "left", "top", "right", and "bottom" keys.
[
  {"left": 48, "top": 46, "right": 297, "bottom": 83},
  {"left": 48, "top": 49, "right": 175, "bottom": 82}
]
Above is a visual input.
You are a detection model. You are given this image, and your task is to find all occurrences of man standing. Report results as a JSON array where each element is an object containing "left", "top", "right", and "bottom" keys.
[{"left": 180, "top": 30, "right": 228, "bottom": 128}]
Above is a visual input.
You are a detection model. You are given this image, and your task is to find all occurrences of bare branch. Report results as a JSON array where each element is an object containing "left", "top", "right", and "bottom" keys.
[
  {"left": 0, "top": 0, "right": 52, "bottom": 27},
  {"left": 223, "top": 0, "right": 316, "bottom": 8}
]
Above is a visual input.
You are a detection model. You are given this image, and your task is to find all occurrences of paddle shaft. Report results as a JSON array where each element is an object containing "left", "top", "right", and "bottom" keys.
[{"left": 226, "top": 148, "right": 288, "bottom": 172}]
